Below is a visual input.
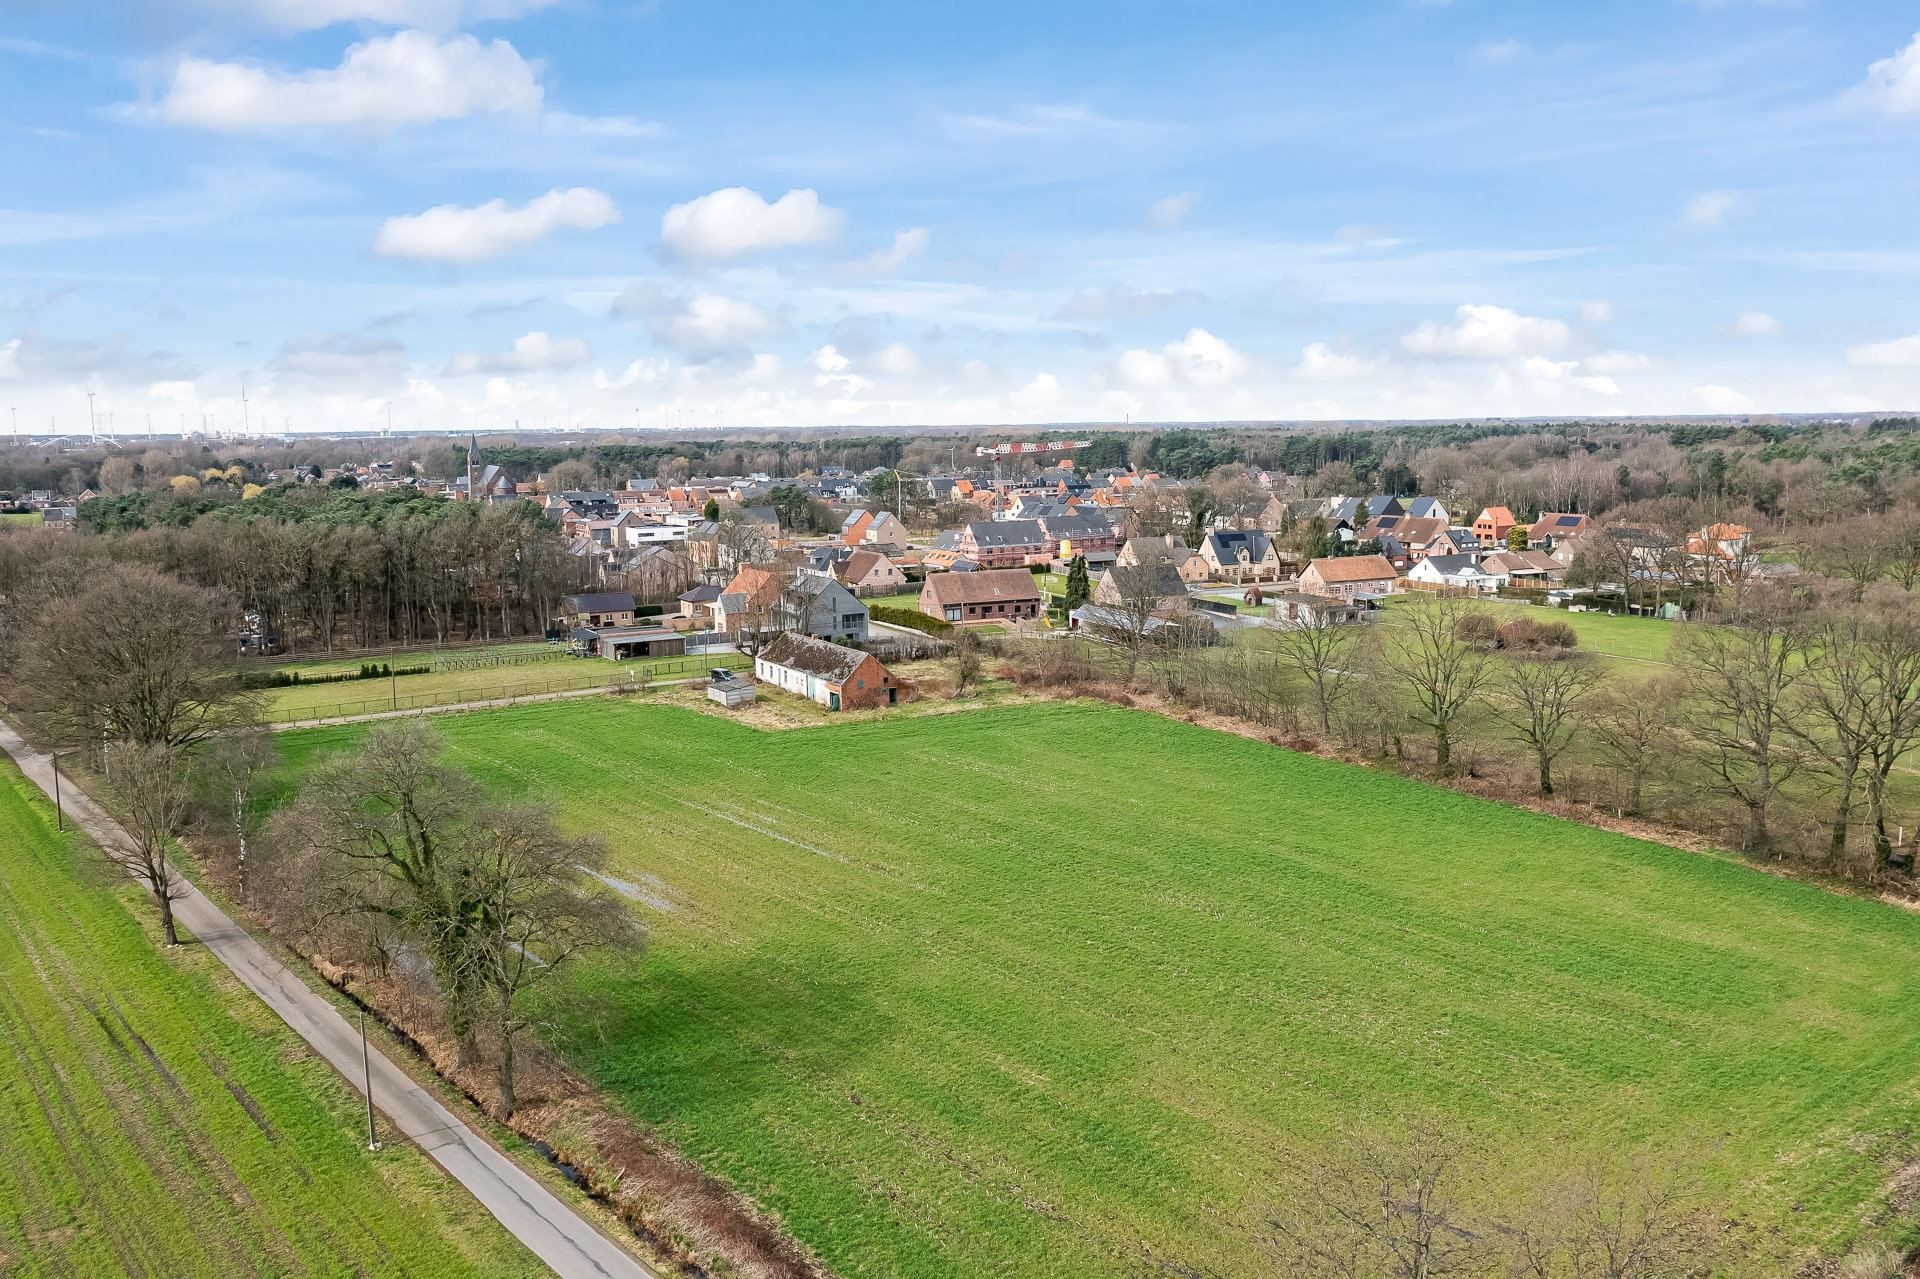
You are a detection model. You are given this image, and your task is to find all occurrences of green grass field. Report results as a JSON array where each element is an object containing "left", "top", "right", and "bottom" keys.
[
  {"left": 1, "top": 511, "right": 43, "bottom": 527},
  {"left": 0, "top": 762, "right": 548, "bottom": 1278},
  {"left": 277, "top": 699, "right": 1920, "bottom": 1278},
  {"left": 268, "top": 640, "right": 554, "bottom": 679},
  {"left": 1378, "top": 593, "right": 1678, "bottom": 662},
  {"left": 262, "top": 649, "right": 740, "bottom": 722}
]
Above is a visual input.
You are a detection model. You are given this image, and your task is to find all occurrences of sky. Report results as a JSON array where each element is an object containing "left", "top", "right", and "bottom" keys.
[{"left": 3, "top": 0, "right": 1920, "bottom": 436}]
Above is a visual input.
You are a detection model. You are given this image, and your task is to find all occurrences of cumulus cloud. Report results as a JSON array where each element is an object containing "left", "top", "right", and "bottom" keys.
[
  {"left": 1683, "top": 189, "right": 1740, "bottom": 228},
  {"left": 847, "top": 227, "right": 929, "bottom": 276},
  {"left": 1857, "top": 32, "right": 1920, "bottom": 118},
  {"left": 446, "top": 331, "right": 590, "bottom": 376},
  {"left": 1146, "top": 192, "right": 1199, "bottom": 229},
  {"left": 1292, "top": 342, "right": 1374, "bottom": 381},
  {"left": 374, "top": 187, "right": 618, "bottom": 263},
  {"left": 609, "top": 283, "right": 775, "bottom": 355},
  {"left": 1402, "top": 304, "right": 1570, "bottom": 358},
  {"left": 213, "top": 0, "right": 560, "bottom": 31},
  {"left": 273, "top": 331, "right": 407, "bottom": 382},
  {"left": 1731, "top": 310, "right": 1782, "bottom": 336},
  {"left": 872, "top": 343, "right": 921, "bottom": 376},
  {"left": 1116, "top": 328, "right": 1248, "bottom": 387},
  {"left": 1585, "top": 350, "right": 1654, "bottom": 374},
  {"left": 660, "top": 187, "right": 844, "bottom": 260},
  {"left": 1696, "top": 384, "right": 1751, "bottom": 413},
  {"left": 1580, "top": 299, "right": 1615, "bottom": 324},
  {"left": 1848, "top": 334, "right": 1920, "bottom": 368},
  {"left": 1521, "top": 356, "right": 1619, "bottom": 396},
  {"left": 160, "top": 31, "right": 542, "bottom": 132}
]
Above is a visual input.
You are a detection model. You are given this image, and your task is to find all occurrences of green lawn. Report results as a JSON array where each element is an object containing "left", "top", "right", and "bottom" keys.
[
  {"left": 0, "top": 761, "right": 548, "bottom": 1279},
  {"left": 263, "top": 650, "right": 740, "bottom": 722},
  {"left": 861, "top": 589, "right": 926, "bottom": 612},
  {"left": 266, "top": 640, "right": 554, "bottom": 680},
  {"left": 1, "top": 511, "right": 43, "bottom": 527},
  {"left": 1378, "top": 593, "right": 1678, "bottom": 662},
  {"left": 277, "top": 699, "right": 1920, "bottom": 1278}
]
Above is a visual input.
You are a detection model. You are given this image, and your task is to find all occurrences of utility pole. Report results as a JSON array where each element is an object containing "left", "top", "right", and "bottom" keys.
[
  {"left": 241, "top": 381, "right": 250, "bottom": 439},
  {"left": 360, "top": 1010, "right": 380, "bottom": 1151}
]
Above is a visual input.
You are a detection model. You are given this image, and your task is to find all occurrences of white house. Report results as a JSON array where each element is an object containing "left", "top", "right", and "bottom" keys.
[{"left": 1408, "top": 553, "right": 1501, "bottom": 594}]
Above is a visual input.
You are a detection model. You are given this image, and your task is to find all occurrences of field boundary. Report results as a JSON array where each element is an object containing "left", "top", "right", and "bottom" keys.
[{"left": 0, "top": 717, "right": 658, "bottom": 1279}]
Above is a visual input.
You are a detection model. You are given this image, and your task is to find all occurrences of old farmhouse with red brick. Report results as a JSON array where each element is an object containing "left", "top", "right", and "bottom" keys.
[
  {"left": 920, "top": 568, "right": 1043, "bottom": 624},
  {"left": 753, "top": 632, "right": 899, "bottom": 711}
]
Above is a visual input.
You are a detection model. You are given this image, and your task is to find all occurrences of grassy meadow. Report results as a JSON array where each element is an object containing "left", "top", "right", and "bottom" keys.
[
  {"left": 0, "top": 511, "right": 43, "bottom": 527},
  {"left": 276, "top": 698, "right": 1920, "bottom": 1278},
  {"left": 0, "top": 762, "right": 548, "bottom": 1278}
]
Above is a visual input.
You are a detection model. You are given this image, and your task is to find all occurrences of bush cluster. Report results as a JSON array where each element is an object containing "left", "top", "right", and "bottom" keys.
[{"left": 871, "top": 605, "right": 953, "bottom": 636}]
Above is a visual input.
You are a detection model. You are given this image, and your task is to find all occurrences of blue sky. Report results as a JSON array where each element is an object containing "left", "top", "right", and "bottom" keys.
[{"left": 3, "top": 0, "right": 1919, "bottom": 434}]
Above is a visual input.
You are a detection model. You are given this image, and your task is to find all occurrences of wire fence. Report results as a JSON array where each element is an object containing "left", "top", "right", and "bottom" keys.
[{"left": 271, "top": 655, "right": 745, "bottom": 725}]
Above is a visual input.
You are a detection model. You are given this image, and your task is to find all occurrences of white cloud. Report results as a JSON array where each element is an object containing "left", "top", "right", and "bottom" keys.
[
  {"left": 873, "top": 343, "right": 921, "bottom": 377},
  {"left": 272, "top": 331, "right": 407, "bottom": 382},
  {"left": 212, "top": 0, "right": 559, "bottom": 29},
  {"left": 660, "top": 187, "right": 844, "bottom": 260},
  {"left": 1521, "top": 356, "right": 1619, "bottom": 396},
  {"left": 593, "top": 356, "right": 670, "bottom": 391},
  {"left": 848, "top": 227, "right": 929, "bottom": 276},
  {"left": 1402, "top": 303, "right": 1570, "bottom": 358},
  {"left": 1695, "top": 384, "right": 1751, "bottom": 412},
  {"left": 1683, "top": 189, "right": 1740, "bottom": 228},
  {"left": 1146, "top": 192, "right": 1199, "bottom": 229},
  {"left": 0, "top": 339, "right": 20, "bottom": 381},
  {"left": 1054, "top": 284, "right": 1202, "bottom": 321},
  {"left": 1585, "top": 350, "right": 1654, "bottom": 374},
  {"left": 1857, "top": 32, "right": 1920, "bottom": 118},
  {"left": 1292, "top": 342, "right": 1373, "bottom": 381},
  {"left": 1848, "top": 334, "right": 1920, "bottom": 368},
  {"left": 447, "top": 331, "right": 590, "bottom": 376},
  {"left": 942, "top": 103, "right": 1149, "bottom": 141},
  {"left": 1580, "top": 299, "right": 1615, "bottom": 324},
  {"left": 653, "top": 294, "right": 774, "bottom": 354},
  {"left": 161, "top": 31, "right": 541, "bottom": 132},
  {"left": 374, "top": 187, "right": 619, "bottom": 263},
  {"left": 1117, "top": 328, "right": 1248, "bottom": 388},
  {"left": 1731, "top": 310, "right": 1782, "bottom": 336}
]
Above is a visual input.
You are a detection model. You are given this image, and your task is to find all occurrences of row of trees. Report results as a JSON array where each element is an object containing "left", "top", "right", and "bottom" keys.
[{"left": 0, "top": 558, "right": 638, "bottom": 1117}]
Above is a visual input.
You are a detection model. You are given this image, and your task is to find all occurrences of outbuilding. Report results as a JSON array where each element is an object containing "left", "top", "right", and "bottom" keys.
[{"left": 753, "top": 632, "right": 899, "bottom": 711}]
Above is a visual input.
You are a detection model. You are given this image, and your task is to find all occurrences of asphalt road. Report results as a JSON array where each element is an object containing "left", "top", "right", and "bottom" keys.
[{"left": 0, "top": 719, "right": 657, "bottom": 1279}]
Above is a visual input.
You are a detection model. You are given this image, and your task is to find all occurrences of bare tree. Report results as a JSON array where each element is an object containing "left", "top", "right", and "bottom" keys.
[
  {"left": 1382, "top": 596, "right": 1493, "bottom": 775},
  {"left": 18, "top": 564, "right": 262, "bottom": 751},
  {"left": 458, "top": 806, "right": 641, "bottom": 1116},
  {"left": 1677, "top": 585, "right": 1814, "bottom": 851},
  {"left": 1504, "top": 1163, "right": 1721, "bottom": 1279},
  {"left": 1586, "top": 675, "right": 1686, "bottom": 816},
  {"left": 1270, "top": 607, "right": 1368, "bottom": 736},
  {"left": 1493, "top": 652, "right": 1604, "bottom": 797},
  {"left": 1264, "top": 1119, "right": 1490, "bottom": 1278},
  {"left": 101, "top": 742, "right": 194, "bottom": 946},
  {"left": 194, "top": 728, "right": 280, "bottom": 902},
  {"left": 951, "top": 626, "right": 983, "bottom": 697}
]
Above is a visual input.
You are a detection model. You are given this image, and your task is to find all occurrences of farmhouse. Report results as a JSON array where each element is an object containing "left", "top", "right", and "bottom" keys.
[
  {"left": 1093, "top": 557, "right": 1189, "bottom": 611},
  {"left": 718, "top": 565, "right": 870, "bottom": 644},
  {"left": 754, "top": 632, "right": 899, "bottom": 710},
  {"left": 1298, "top": 554, "right": 1399, "bottom": 600},
  {"left": 921, "top": 568, "right": 1043, "bottom": 623},
  {"left": 560, "top": 590, "right": 639, "bottom": 631}
]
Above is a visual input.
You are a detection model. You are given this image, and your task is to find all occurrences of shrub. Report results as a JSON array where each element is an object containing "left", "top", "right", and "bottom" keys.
[
  {"left": 871, "top": 605, "right": 953, "bottom": 637},
  {"left": 1495, "top": 618, "right": 1578, "bottom": 652},
  {"left": 1454, "top": 613, "right": 1498, "bottom": 645}
]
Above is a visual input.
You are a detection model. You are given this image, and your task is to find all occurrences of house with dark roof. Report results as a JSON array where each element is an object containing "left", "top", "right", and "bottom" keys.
[
  {"left": 559, "top": 590, "right": 638, "bottom": 631},
  {"left": 920, "top": 568, "right": 1043, "bottom": 623},
  {"left": 1408, "top": 553, "right": 1501, "bottom": 594},
  {"left": 1200, "top": 529, "right": 1288, "bottom": 583},
  {"left": 954, "top": 520, "right": 1047, "bottom": 569},
  {"left": 1527, "top": 512, "right": 1592, "bottom": 549},
  {"left": 753, "top": 632, "right": 899, "bottom": 711}
]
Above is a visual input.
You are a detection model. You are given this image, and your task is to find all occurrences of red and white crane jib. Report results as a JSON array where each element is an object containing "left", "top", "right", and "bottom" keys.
[{"left": 973, "top": 439, "right": 1093, "bottom": 457}]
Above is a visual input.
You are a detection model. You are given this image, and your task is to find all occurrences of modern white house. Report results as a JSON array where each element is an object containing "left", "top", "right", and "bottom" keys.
[{"left": 1408, "top": 553, "right": 1501, "bottom": 594}]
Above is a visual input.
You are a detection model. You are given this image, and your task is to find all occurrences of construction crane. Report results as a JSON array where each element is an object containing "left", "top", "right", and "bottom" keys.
[{"left": 973, "top": 439, "right": 1092, "bottom": 458}]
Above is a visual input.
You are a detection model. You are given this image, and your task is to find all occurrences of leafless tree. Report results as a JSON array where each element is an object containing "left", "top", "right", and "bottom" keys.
[
  {"left": 1803, "top": 516, "right": 1890, "bottom": 601},
  {"left": 951, "top": 626, "right": 983, "bottom": 697},
  {"left": 1586, "top": 674, "right": 1686, "bottom": 816},
  {"left": 1382, "top": 595, "right": 1493, "bottom": 775},
  {"left": 457, "top": 806, "right": 641, "bottom": 1116},
  {"left": 1264, "top": 1119, "right": 1490, "bottom": 1279},
  {"left": 1503, "top": 1162, "right": 1721, "bottom": 1279},
  {"left": 1493, "top": 652, "right": 1605, "bottom": 796},
  {"left": 18, "top": 564, "right": 262, "bottom": 751},
  {"left": 100, "top": 742, "right": 194, "bottom": 946},
  {"left": 1270, "top": 608, "right": 1368, "bottom": 736},
  {"left": 194, "top": 728, "right": 280, "bottom": 902},
  {"left": 1677, "top": 584, "right": 1814, "bottom": 851}
]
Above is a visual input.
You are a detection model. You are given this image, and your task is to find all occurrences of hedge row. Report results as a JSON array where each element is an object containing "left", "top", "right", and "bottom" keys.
[
  {"left": 248, "top": 661, "right": 431, "bottom": 689},
  {"left": 870, "top": 606, "right": 953, "bottom": 637}
]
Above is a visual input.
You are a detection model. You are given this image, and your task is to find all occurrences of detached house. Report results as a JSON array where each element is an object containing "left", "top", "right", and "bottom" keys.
[
  {"left": 1408, "top": 553, "right": 1501, "bottom": 594},
  {"left": 1201, "top": 529, "right": 1288, "bottom": 583},
  {"left": 559, "top": 590, "right": 638, "bottom": 631},
  {"left": 841, "top": 509, "right": 909, "bottom": 549},
  {"left": 1527, "top": 512, "right": 1592, "bottom": 549},
  {"left": 754, "top": 633, "right": 899, "bottom": 711},
  {"left": 1298, "top": 554, "right": 1400, "bottom": 600},
  {"left": 955, "top": 520, "right": 1047, "bottom": 569},
  {"left": 1118, "top": 536, "right": 1209, "bottom": 583},
  {"left": 834, "top": 549, "right": 909, "bottom": 596},
  {"left": 920, "top": 568, "right": 1043, "bottom": 624},
  {"left": 1472, "top": 506, "right": 1518, "bottom": 547}
]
